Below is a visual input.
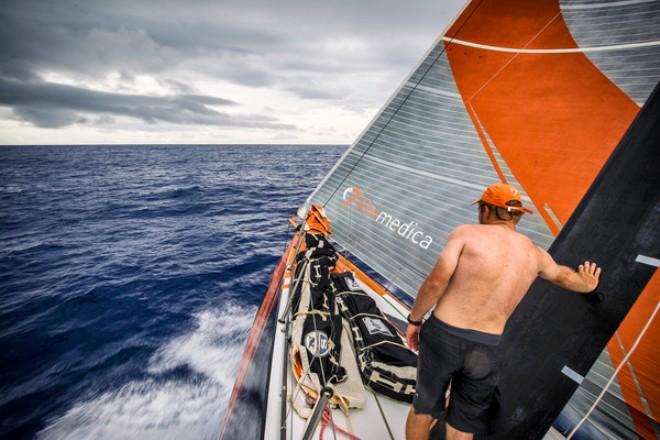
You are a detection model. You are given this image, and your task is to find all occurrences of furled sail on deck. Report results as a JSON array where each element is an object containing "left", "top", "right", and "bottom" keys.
[{"left": 304, "top": 0, "right": 659, "bottom": 438}]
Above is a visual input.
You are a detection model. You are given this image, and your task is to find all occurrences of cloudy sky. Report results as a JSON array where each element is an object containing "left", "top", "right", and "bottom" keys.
[{"left": 0, "top": 0, "right": 466, "bottom": 145}]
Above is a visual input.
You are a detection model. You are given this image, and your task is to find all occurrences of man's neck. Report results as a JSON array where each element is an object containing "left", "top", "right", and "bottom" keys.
[{"left": 486, "top": 220, "right": 516, "bottom": 230}]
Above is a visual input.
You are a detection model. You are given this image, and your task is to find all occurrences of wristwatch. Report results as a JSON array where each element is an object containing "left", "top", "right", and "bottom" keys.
[{"left": 407, "top": 314, "right": 423, "bottom": 326}]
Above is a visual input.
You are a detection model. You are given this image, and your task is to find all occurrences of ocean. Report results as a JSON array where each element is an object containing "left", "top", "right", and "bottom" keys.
[{"left": 0, "top": 144, "right": 345, "bottom": 440}]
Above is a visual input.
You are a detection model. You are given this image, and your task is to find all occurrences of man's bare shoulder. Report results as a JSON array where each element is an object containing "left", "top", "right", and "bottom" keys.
[
  {"left": 449, "top": 224, "right": 481, "bottom": 238},
  {"left": 450, "top": 223, "right": 503, "bottom": 235},
  {"left": 452, "top": 224, "right": 539, "bottom": 247},
  {"left": 451, "top": 224, "right": 482, "bottom": 233},
  {"left": 513, "top": 229, "right": 536, "bottom": 244}
]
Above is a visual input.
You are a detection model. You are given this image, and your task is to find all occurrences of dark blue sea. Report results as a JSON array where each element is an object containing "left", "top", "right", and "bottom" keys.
[{"left": 0, "top": 145, "right": 345, "bottom": 440}]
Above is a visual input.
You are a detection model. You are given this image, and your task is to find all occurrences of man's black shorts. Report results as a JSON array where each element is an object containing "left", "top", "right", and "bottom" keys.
[{"left": 412, "top": 315, "right": 502, "bottom": 434}]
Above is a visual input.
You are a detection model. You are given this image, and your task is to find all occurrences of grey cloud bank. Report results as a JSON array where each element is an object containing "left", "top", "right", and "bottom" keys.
[
  {"left": 0, "top": 0, "right": 465, "bottom": 143},
  {"left": 0, "top": 77, "right": 292, "bottom": 129}
]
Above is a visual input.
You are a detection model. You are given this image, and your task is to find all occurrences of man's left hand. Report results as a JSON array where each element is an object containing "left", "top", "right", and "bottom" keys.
[
  {"left": 578, "top": 261, "right": 602, "bottom": 292},
  {"left": 406, "top": 323, "right": 421, "bottom": 351}
]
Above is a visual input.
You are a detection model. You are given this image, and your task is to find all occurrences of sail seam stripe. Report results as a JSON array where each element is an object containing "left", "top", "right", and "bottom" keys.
[
  {"left": 442, "top": 36, "right": 660, "bottom": 53},
  {"left": 342, "top": 148, "right": 496, "bottom": 186},
  {"left": 466, "top": 102, "right": 509, "bottom": 183},
  {"left": 407, "top": 83, "right": 462, "bottom": 99},
  {"left": 465, "top": 104, "right": 555, "bottom": 240},
  {"left": 346, "top": 145, "right": 497, "bottom": 177},
  {"left": 561, "top": 0, "right": 660, "bottom": 10},
  {"left": 570, "top": 386, "right": 635, "bottom": 426},
  {"left": 320, "top": 165, "right": 555, "bottom": 245},
  {"left": 543, "top": 203, "right": 564, "bottom": 230},
  {"left": 357, "top": 154, "right": 497, "bottom": 193},
  {"left": 613, "top": 332, "right": 655, "bottom": 420},
  {"left": 566, "top": 301, "right": 660, "bottom": 438},
  {"left": 366, "top": 117, "right": 487, "bottom": 143}
]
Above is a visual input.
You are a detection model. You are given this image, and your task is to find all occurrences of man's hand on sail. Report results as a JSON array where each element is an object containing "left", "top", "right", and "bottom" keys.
[
  {"left": 578, "top": 261, "right": 602, "bottom": 292},
  {"left": 538, "top": 249, "right": 603, "bottom": 294}
]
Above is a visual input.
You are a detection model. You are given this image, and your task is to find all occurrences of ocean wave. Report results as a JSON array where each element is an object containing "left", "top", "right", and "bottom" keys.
[
  {"left": 0, "top": 185, "right": 24, "bottom": 194},
  {"left": 0, "top": 145, "right": 344, "bottom": 438},
  {"left": 37, "top": 304, "right": 256, "bottom": 440}
]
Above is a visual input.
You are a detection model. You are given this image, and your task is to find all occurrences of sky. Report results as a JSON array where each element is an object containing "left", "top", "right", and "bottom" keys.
[{"left": 0, "top": 0, "right": 466, "bottom": 145}]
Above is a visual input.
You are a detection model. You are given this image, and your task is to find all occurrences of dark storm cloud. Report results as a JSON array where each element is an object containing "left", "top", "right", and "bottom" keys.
[
  {"left": 0, "top": 0, "right": 463, "bottom": 129},
  {"left": 0, "top": 77, "right": 292, "bottom": 129}
]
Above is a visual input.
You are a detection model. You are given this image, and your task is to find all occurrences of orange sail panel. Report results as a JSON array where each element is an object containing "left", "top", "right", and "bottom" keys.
[{"left": 445, "top": 0, "right": 639, "bottom": 225}]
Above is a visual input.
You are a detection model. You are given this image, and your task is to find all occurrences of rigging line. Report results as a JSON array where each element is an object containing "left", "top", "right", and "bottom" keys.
[
  {"left": 279, "top": 260, "right": 308, "bottom": 323},
  {"left": 301, "top": 254, "right": 336, "bottom": 436},
  {"left": 327, "top": 405, "right": 339, "bottom": 440},
  {"left": 371, "top": 390, "right": 395, "bottom": 440},
  {"left": 284, "top": 350, "right": 316, "bottom": 422},
  {"left": 280, "top": 313, "right": 290, "bottom": 440},
  {"left": 283, "top": 259, "right": 321, "bottom": 424},
  {"left": 320, "top": 0, "right": 486, "bottom": 209},
  {"left": 312, "top": 247, "right": 346, "bottom": 439},
  {"left": 280, "top": 245, "right": 306, "bottom": 440},
  {"left": 309, "top": 298, "right": 339, "bottom": 440},
  {"left": 467, "top": 11, "right": 561, "bottom": 103},
  {"left": 560, "top": 0, "right": 660, "bottom": 11},
  {"left": 281, "top": 220, "right": 294, "bottom": 254},
  {"left": 309, "top": 271, "right": 329, "bottom": 387},
  {"left": 566, "top": 300, "right": 660, "bottom": 439}
]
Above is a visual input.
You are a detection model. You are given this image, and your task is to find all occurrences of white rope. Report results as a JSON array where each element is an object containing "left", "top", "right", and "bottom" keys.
[
  {"left": 327, "top": 405, "right": 339, "bottom": 440},
  {"left": 347, "top": 312, "right": 387, "bottom": 321},
  {"left": 566, "top": 301, "right": 659, "bottom": 439},
  {"left": 359, "top": 340, "right": 409, "bottom": 352},
  {"left": 293, "top": 310, "right": 330, "bottom": 319},
  {"left": 306, "top": 257, "right": 339, "bottom": 439},
  {"left": 286, "top": 354, "right": 315, "bottom": 421},
  {"left": 336, "top": 291, "right": 371, "bottom": 298}
]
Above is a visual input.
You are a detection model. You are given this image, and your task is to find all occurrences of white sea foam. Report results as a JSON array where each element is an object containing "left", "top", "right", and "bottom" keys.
[
  {"left": 38, "top": 304, "right": 257, "bottom": 440},
  {"left": 0, "top": 185, "right": 24, "bottom": 193}
]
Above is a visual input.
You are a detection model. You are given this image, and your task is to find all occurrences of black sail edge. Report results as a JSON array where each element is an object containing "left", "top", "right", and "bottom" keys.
[{"left": 488, "top": 81, "right": 660, "bottom": 439}]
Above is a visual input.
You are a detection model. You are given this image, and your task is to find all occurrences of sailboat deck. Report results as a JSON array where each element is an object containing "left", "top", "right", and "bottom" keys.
[
  {"left": 264, "top": 268, "right": 413, "bottom": 439},
  {"left": 262, "top": 249, "right": 569, "bottom": 439}
]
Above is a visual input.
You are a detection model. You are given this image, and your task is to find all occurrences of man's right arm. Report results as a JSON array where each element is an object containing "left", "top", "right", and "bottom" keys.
[{"left": 537, "top": 247, "right": 602, "bottom": 293}]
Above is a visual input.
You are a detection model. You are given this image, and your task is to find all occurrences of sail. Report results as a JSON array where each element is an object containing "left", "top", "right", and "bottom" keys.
[
  {"left": 304, "top": 0, "right": 659, "bottom": 437},
  {"left": 305, "top": 39, "right": 555, "bottom": 297}
]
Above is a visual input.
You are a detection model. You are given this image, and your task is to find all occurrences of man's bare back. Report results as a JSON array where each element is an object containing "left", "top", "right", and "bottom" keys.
[
  {"left": 406, "top": 219, "right": 601, "bottom": 340},
  {"left": 405, "top": 183, "right": 602, "bottom": 440},
  {"left": 433, "top": 223, "right": 542, "bottom": 334}
]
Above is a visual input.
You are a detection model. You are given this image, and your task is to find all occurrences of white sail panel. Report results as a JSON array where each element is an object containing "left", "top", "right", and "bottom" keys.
[
  {"left": 306, "top": 44, "right": 553, "bottom": 298},
  {"left": 561, "top": 0, "right": 660, "bottom": 106}
]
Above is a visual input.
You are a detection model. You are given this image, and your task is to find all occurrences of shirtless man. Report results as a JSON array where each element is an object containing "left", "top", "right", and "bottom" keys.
[{"left": 405, "top": 183, "right": 602, "bottom": 440}]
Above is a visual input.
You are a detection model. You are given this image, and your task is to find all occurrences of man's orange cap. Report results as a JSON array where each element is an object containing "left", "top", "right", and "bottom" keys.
[{"left": 473, "top": 183, "right": 534, "bottom": 214}]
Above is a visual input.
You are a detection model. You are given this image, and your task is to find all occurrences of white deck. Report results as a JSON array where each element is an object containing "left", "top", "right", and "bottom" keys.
[{"left": 264, "top": 272, "right": 412, "bottom": 440}]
